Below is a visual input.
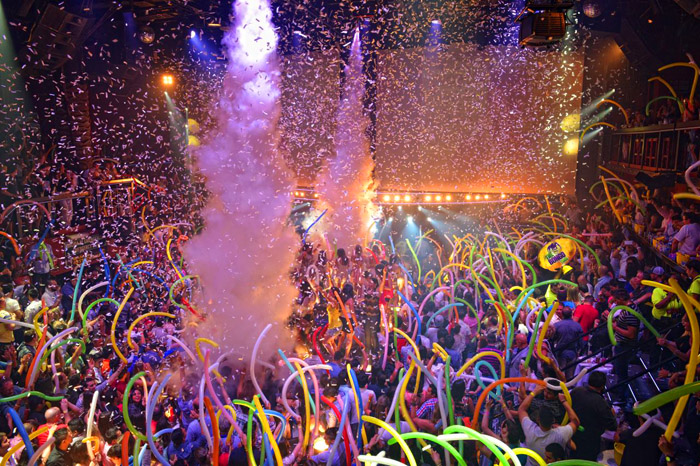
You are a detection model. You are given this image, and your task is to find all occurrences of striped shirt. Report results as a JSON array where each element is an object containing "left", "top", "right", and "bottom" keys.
[
  {"left": 613, "top": 304, "right": 640, "bottom": 344},
  {"left": 478, "top": 347, "right": 503, "bottom": 376},
  {"left": 416, "top": 397, "right": 439, "bottom": 420}
]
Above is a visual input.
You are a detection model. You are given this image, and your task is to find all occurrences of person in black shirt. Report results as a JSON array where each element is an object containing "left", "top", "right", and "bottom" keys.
[
  {"left": 45, "top": 427, "right": 73, "bottom": 466},
  {"left": 570, "top": 371, "right": 617, "bottom": 461},
  {"left": 609, "top": 289, "right": 641, "bottom": 399}
]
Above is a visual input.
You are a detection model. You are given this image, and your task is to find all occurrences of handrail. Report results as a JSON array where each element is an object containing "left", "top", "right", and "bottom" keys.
[
  {"left": 15, "top": 191, "right": 91, "bottom": 205},
  {"left": 603, "top": 354, "right": 678, "bottom": 395},
  {"left": 0, "top": 176, "right": 158, "bottom": 240},
  {"left": 101, "top": 177, "right": 148, "bottom": 188},
  {"left": 614, "top": 119, "right": 700, "bottom": 135},
  {"left": 0, "top": 191, "right": 90, "bottom": 224},
  {"left": 560, "top": 320, "right": 682, "bottom": 372}
]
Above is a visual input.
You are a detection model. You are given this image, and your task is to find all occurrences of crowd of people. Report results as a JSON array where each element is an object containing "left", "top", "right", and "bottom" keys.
[
  {"left": 0, "top": 185, "right": 698, "bottom": 466},
  {"left": 623, "top": 96, "right": 699, "bottom": 129}
]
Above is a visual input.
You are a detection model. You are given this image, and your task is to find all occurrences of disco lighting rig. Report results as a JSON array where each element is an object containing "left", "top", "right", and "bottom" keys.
[{"left": 516, "top": 0, "right": 574, "bottom": 47}]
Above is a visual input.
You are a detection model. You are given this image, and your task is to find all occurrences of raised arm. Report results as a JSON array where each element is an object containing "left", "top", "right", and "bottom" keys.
[{"left": 558, "top": 393, "right": 580, "bottom": 430}]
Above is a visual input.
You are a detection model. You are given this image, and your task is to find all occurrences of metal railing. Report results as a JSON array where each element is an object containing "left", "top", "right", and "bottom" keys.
[
  {"left": 605, "top": 119, "right": 700, "bottom": 172},
  {"left": 0, "top": 177, "right": 154, "bottom": 240}
]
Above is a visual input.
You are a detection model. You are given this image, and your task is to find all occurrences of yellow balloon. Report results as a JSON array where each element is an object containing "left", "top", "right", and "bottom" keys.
[
  {"left": 560, "top": 113, "right": 581, "bottom": 132},
  {"left": 188, "top": 135, "right": 200, "bottom": 147},
  {"left": 538, "top": 238, "right": 577, "bottom": 271}
]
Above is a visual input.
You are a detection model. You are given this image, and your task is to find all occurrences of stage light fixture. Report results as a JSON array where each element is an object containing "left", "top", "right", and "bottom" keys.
[
  {"left": 404, "top": 195, "right": 411, "bottom": 202},
  {"left": 161, "top": 74, "right": 174, "bottom": 86},
  {"left": 425, "top": 195, "right": 432, "bottom": 202},
  {"left": 516, "top": 1, "right": 573, "bottom": 47},
  {"left": 383, "top": 194, "right": 391, "bottom": 202},
  {"left": 436, "top": 195, "right": 442, "bottom": 201},
  {"left": 190, "top": 30, "right": 196, "bottom": 39},
  {"left": 466, "top": 194, "right": 471, "bottom": 201},
  {"left": 484, "top": 194, "right": 489, "bottom": 200},
  {"left": 394, "top": 195, "right": 401, "bottom": 202},
  {"left": 475, "top": 195, "right": 481, "bottom": 200},
  {"left": 313, "top": 193, "right": 319, "bottom": 198},
  {"left": 446, "top": 195, "right": 452, "bottom": 201},
  {"left": 501, "top": 193, "right": 506, "bottom": 199}
]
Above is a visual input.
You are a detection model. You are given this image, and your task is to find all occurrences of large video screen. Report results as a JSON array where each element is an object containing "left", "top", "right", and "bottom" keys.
[{"left": 374, "top": 43, "right": 584, "bottom": 195}]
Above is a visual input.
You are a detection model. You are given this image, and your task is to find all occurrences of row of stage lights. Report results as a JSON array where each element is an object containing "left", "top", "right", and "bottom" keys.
[
  {"left": 290, "top": 190, "right": 508, "bottom": 204},
  {"left": 378, "top": 193, "right": 507, "bottom": 203}
]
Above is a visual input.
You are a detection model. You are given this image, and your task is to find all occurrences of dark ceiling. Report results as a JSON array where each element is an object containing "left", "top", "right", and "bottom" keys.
[{"left": 2, "top": 0, "right": 699, "bottom": 76}]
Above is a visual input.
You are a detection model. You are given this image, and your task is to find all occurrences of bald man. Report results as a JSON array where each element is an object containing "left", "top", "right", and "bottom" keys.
[
  {"left": 36, "top": 407, "right": 66, "bottom": 446},
  {"left": 509, "top": 333, "right": 529, "bottom": 378}
]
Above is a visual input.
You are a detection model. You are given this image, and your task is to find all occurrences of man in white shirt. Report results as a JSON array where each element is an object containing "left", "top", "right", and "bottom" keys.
[
  {"left": 24, "top": 288, "right": 43, "bottom": 323},
  {"left": 672, "top": 212, "right": 700, "bottom": 256},
  {"left": 41, "top": 279, "right": 61, "bottom": 308},
  {"left": 2, "top": 283, "right": 21, "bottom": 318},
  {"left": 518, "top": 385, "right": 580, "bottom": 466}
]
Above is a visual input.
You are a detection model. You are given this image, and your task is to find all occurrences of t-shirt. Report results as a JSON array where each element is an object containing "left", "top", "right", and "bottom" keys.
[
  {"left": 4, "top": 297, "right": 20, "bottom": 315},
  {"left": 521, "top": 417, "right": 574, "bottom": 466},
  {"left": 0, "top": 310, "right": 15, "bottom": 343},
  {"left": 24, "top": 300, "right": 43, "bottom": 324},
  {"left": 360, "top": 387, "right": 376, "bottom": 411},
  {"left": 674, "top": 223, "right": 700, "bottom": 255},
  {"left": 60, "top": 284, "right": 74, "bottom": 313},
  {"left": 613, "top": 305, "right": 640, "bottom": 344},
  {"left": 651, "top": 288, "right": 682, "bottom": 319},
  {"left": 618, "top": 425, "right": 664, "bottom": 466},
  {"left": 41, "top": 289, "right": 60, "bottom": 308},
  {"left": 689, "top": 276, "right": 700, "bottom": 298},
  {"left": 378, "top": 421, "right": 412, "bottom": 442},
  {"left": 36, "top": 423, "right": 68, "bottom": 446},
  {"left": 573, "top": 304, "right": 598, "bottom": 340}
]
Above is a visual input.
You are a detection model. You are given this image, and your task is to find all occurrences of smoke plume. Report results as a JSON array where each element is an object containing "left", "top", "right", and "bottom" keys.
[
  {"left": 184, "top": 0, "right": 297, "bottom": 355},
  {"left": 315, "top": 28, "right": 377, "bottom": 248}
]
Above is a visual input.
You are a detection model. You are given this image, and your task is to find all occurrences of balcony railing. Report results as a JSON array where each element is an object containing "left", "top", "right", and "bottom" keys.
[
  {"left": 0, "top": 177, "right": 156, "bottom": 240},
  {"left": 605, "top": 120, "right": 700, "bottom": 173}
]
